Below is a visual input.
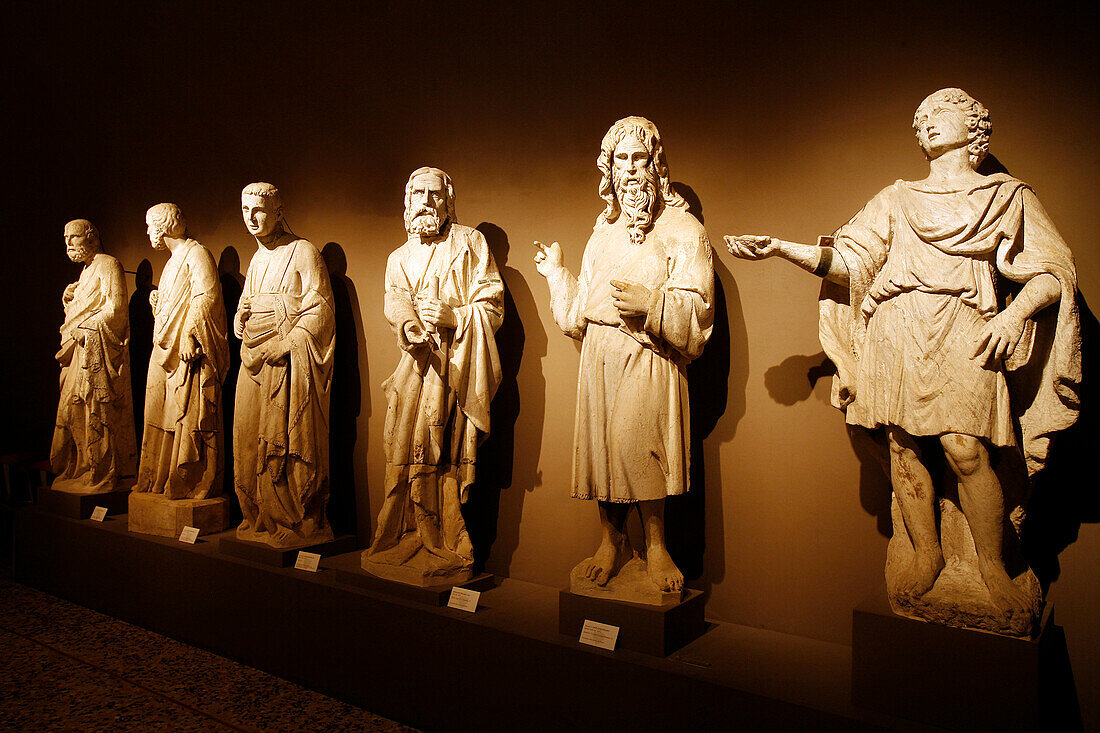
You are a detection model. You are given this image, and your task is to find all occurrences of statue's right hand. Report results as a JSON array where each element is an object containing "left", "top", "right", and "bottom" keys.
[
  {"left": 724, "top": 234, "right": 780, "bottom": 260},
  {"left": 62, "top": 282, "right": 77, "bottom": 305},
  {"left": 148, "top": 290, "right": 159, "bottom": 311},
  {"left": 533, "top": 240, "right": 564, "bottom": 277},
  {"left": 237, "top": 297, "right": 252, "bottom": 322}
]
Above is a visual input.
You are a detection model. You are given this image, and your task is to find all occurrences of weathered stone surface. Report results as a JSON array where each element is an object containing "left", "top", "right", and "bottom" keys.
[
  {"left": 232, "top": 183, "right": 335, "bottom": 549},
  {"left": 725, "top": 88, "right": 1081, "bottom": 637},
  {"left": 134, "top": 204, "right": 229, "bottom": 504},
  {"left": 535, "top": 117, "right": 715, "bottom": 601},
  {"left": 127, "top": 491, "right": 230, "bottom": 538},
  {"left": 361, "top": 168, "right": 503, "bottom": 585},
  {"left": 50, "top": 219, "right": 137, "bottom": 495}
]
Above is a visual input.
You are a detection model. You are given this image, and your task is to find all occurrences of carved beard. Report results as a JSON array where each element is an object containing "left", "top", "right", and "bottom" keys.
[
  {"left": 405, "top": 206, "right": 445, "bottom": 237},
  {"left": 613, "top": 166, "right": 657, "bottom": 245},
  {"left": 66, "top": 243, "right": 93, "bottom": 263}
]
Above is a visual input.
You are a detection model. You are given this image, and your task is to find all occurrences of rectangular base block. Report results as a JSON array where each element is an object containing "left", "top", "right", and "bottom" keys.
[
  {"left": 852, "top": 586, "right": 1065, "bottom": 731},
  {"left": 218, "top": 534, "right": 357, "bottom": 567},
  {"left": 40, "top": 486, "right": 131, "bottom": 520},
  {"left": 127, "top": 493, "right": 230, "bottom": 538},
  {"left": 324, "top": 551, "right": 496, "bottom": 605},
  {"left": 559, "top": 588, "right": 706, "bottom": 656}
]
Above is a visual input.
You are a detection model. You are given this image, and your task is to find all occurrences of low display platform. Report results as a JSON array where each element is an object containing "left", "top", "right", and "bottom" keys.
[
  {"left": 128, "top": 492, "right": 230, "bottom": 538},
  {"left": 325, "top": 551, "right": 496, "bottom": 605},
  {"left": 852, "top": 587, "right": 1079, "bottom": 731},
  {"left": 15, "top": 507, "right": 959, "bottom": 732},
  {"left": 559, "top": 588, "right": 706, "bottom": 656},
  {"left": 218, "top": 533, "right": 357, "bottom": 567},
  {"left": 39, "top": 485, "right": 130, "bottom": 520}
]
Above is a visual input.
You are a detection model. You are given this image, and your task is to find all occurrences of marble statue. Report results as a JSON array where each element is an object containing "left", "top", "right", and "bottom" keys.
[
  {"left": 233, "top": 183, "right": 336, "bottom": 548},
  {"left": 725, "top": 88, "right": 1080, "bottom": 636},
  {"left": 534, "top": 117, "right": 715, "bottom": 604},
  {"left": 130, "top": 204, "right": 231, "bottom": 536},
  {"left": 362, "top": 167, "right": 504, "bottom": 585},
  {"left": 51, "top": 219, "right": 137, "bottom": 494}
]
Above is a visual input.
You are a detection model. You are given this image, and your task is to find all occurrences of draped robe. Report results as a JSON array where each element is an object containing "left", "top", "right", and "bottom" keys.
[
  {"left": 51, "top": 253, "right": 137, "bottom": 493},
  {"left": 234, "top": 234, "right": 335, "bottom": 546},
  {"left": 136, "top": 240, "right": 229, "bottom": 499},
  {"left": 819, "top": 174, "right": 1080, "bottom": 474},
  {"left": 545, "top": 206, "right": 714, "bottom": 502},
  {"left": 365, "top": 224, "right": 503, "bottom": 578}
]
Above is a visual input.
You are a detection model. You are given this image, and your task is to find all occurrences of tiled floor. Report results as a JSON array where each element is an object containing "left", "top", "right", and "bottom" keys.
[{"left": 0, "top": 561, "right": 419, "bottom": 732}]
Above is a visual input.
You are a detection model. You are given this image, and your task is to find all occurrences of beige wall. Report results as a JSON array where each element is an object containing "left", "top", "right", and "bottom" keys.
[{"left": 6, "top": 3, "right": 1097, "bottom": 725}]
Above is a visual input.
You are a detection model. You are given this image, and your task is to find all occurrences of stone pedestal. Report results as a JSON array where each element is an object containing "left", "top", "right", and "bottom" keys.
[
  {"left": 127, "top": 492, "right": 230, "bottom": 538},
  {"left": 218, "top": 534, "right": 356, "bottom": 568},
  {"left": 325, "top": 551, "right": 496, "bottom": 605},
  {"left": 360, "top": 536, "right": 474, "bottom": 587},
  {"left": 852, "top": 586, "right": 1075, "bottom": 731},
  {"left": 559, "top": 588, "right": 706, "bottom": 656},
  {"left": 40, "top": 485, "right": 130, "bottom": 520}
]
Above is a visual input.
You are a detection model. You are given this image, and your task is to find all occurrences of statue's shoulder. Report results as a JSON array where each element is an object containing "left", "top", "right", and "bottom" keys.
[
  {"left": 659, "top": 205, "right": 708, "bottom": 244},
  {"left": 183, "top": 240, "right": 217, "bottom": 268},
  {"left": 450, "top": 223, "right": 486, "bottom": 249},
  {"left": 91, "top": 252, "right": 125, "bottom": 277}
]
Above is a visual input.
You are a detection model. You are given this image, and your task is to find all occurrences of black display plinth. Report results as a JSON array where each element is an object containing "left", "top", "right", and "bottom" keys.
[
  {"left": 40, "top": 486, "right": 130, "bottom": 520},
  {"left": 559, "top": 588, "right": 706, "bottom": 656},
  {"left": 324, "top": 551, "right": 496, "bottom": 605},
  {"left": 218, "top": 533, "right": 357, "bottom": 567},
  {"left": 852, "top": 587, "right": 1075, "bottom": 731}
]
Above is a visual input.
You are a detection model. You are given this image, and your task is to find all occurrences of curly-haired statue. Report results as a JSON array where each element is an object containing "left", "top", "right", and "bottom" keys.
[
  {"left": 362, "top": 167, "right": 504, "bottom": 585},
  {"left": 51, "top": 219, "right": 137, "bottom": 494},
  {"left": 726, "top": 88, "right": 1081, "bottom": 636},
  {"left": 535, "top": 117, "right": 715, "bottom": 603},
  {"left": 129, "top": 204, "right": 231, "bottom": 537},
  {"left": 233, "top": 183, "right": 336, "bottom": 548}
]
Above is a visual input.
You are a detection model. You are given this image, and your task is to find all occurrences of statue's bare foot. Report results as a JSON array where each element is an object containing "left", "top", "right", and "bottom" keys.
[
  {"left": 271, "top": 527, "right": 297, "bottom": 546},
  {"left": 895, "top": 550, "right": 945, "bottom": 598},
  {"left": 978, "top": 557, "right": 1033, "bottom": 616},
  {"left": 646, "top": 544, "right": 684, "bottom": 593},
  {"left": 578, "top": 536, "right": 632, "bottom": 586}
]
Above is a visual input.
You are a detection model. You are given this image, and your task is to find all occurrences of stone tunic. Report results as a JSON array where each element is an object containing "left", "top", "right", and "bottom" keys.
[
  {"left": 820, "top": 174, "right": 1080, "bottom": 472},
  {"left": 547, "top": 206, "right": 714, "bottom": 502},
  {"left": 234, "top": 234, "right": 335, "bottom": 546}
]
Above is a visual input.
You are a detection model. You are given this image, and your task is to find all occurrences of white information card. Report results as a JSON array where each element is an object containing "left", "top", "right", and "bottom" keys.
[
  {"left": 89, "top": 506, "right": 108, "bottom": 522},
  {"left": 579, "top": 619, "right": 619, "bottom": 651},
  {"left": 178, "top": 526, "right": 200, "bottom": 544},
  {"left": 294, "top": 551, "right": 322, "bottom": 572},
  {"left": 447, "top": 587, "right": 481, "bottom": 613}
]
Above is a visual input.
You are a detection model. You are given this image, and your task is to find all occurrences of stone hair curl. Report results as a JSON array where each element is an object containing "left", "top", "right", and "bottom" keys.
[
  {"left": 913, "top": 88, "right": 992, "bottom": 168},
  {"left": 404, "top": 166, "right": 457, "bottom": 224},
  {"left": 595, "top": 116, "right": 686, "bottom": 230},
  {"left": 146, "top": 203, "right": 187, "bottom": 238}
]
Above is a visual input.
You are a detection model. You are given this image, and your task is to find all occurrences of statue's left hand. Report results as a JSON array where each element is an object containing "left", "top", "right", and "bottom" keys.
[
  {"left": 610, "top": 279, "right": 652, "bottom": 318},
  {"left": 418, "top": 298, "right": 457, "bottom": 330},
  {"left": 972, "top": 310, "right": 1026, "bottom": 367}
]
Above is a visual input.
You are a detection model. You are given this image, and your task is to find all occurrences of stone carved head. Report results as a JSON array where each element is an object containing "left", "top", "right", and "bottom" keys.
[
  {"left": 913, "top": 88, "right": 992, "bottom": 169},
  {"left": 404, "top": 167, "right": 456, "bottom": 238},
  {"left": 241, "top": 182, "right": 285, "bottom": 240},
  {"left": 63, "top": 219, "right": 101, "bottom": 263},
  {"left": 595, "top": 116, "right": 687, "bottom": 244},
  {"left": 146, "top": 203, "right": 187, "bottom": 250}
]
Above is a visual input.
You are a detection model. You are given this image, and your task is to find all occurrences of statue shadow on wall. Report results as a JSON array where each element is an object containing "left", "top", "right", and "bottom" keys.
[
  {"left": 663, "top": 183, "right": 736, "bottom": 590},
  {"left": 464, "top": 222, "right": 547, "bottom": 575},
  {"left": 129, "top": 259, "right": 155, "bottom": 448},
  {"left": 323, "top": 242, "right": 366, "bottom": 540},
  {"left": 218, "top": 247, "right": 244, "bottom": 522}
]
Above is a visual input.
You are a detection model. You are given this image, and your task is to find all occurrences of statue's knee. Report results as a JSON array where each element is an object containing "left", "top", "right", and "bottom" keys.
[{"left": 943, "top": 434, "right": 984, "bottom": 477}]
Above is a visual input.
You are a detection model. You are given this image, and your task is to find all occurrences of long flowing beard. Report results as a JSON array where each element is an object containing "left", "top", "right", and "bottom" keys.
[
  {"left": 405, "top": 207, "right": 444, "bottom": 237},
  {"left": 613, "top": 169, "right": 657, "bottom": 245}
]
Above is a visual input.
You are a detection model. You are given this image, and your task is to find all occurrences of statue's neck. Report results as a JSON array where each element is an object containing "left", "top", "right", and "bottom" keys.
[
  {"left": 925, "top": 147, "right": 979, "bottom": 187},
  {"left": 257, "top": 228, "right": 287, "bottom": 249}
]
